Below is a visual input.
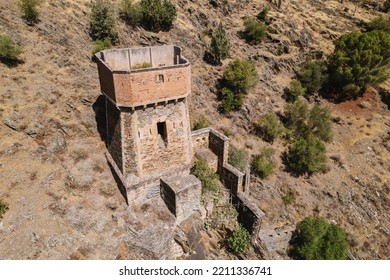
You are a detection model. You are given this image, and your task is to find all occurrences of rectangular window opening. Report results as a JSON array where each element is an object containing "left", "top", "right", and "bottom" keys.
[{"left": 157, "top": 121, "right": 168, "bottom": 143}]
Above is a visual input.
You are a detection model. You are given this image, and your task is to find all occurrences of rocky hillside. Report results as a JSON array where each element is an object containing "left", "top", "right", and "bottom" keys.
[{"left": 0, "top": 0, "right": 389, "bottom": 259}]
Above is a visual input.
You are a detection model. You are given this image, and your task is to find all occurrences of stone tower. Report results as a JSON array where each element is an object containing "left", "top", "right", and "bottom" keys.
[{"left": 95, "top": 46, "right": 200, "bottom": 220}]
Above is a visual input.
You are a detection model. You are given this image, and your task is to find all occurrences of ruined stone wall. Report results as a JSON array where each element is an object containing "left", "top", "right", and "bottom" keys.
[
  {"left": 234, "top": 192, "right": 265, "bottom": 233},
  {"left": 113, "top": 65, "right": 191, "bottom": 106},
  {"left": 106, "top": 100, "right": 123, "bottom": 172},
  {"left": 132, "top": 100, "right": 193, "bottom": 177},
  {"left": 191, "top": 128, "right": 210, "bottom": 151},
  {"left": 209, "top": 130, "right": 229, "bottom": 170},
  {"left": 220, "top": 163, "right": 245, "bottom": 195}
]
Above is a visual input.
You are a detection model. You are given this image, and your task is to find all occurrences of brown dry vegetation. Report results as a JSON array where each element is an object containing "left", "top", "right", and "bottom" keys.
[{"left": 0, "top": 0, "right": 389, "bottom": 259}]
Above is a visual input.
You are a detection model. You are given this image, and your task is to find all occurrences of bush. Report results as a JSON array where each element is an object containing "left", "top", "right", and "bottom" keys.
[
  {"left": 89, "top": 0, "right": 117, "bottom": 42},
  {"left": 0, "top": 34, "right": 22, "bottom": 64},
  {"left": 209, "top": 22, "right": 230, "bottom": 64},
  {"left": 19, "top": 0, "right": 40, "bottom": 24},
  {"left": 282, "top": 189, "right": 296, "bottom": 205},
  {"left": 193, "top": 115, "right": 210, "bottom": 130},
  {"left": 328, "top": 30, "right": 390, "bottom": 100},
  {"left": 91, "top": 38, "right": 112, "bottom": 59},
  {"left": 228, "top": 225, "right": 251, "bottom": 254},
  {"left": 0, "top": 199, "right": 9, "bottom": 219},
  {"left": 367, "top": 16, "right": 390, "bottom": 33},
  {"left": 287, "top": 79, "right": 305, "bottom": 102},
  {"left": 243, "top": 17, "right": 267, "bottom": 44},
  {"left": 120, "top": 0, "right": 142, "bottom": 25},
  {"left": 257, "top": 112, "right": 284, "bottom": 143},
  {"left": 298, "top": 60, "right": 328, "bottom": 95},
  {"left": 253, "top": 146, "right": 275, "bottom": 179},
  {"left": 257, "top": 5, "right": 270, "bottom": 21},
  {"left": 285, "top": 99, "right": 310, "bottom": 136},
  {"left": 287, "top": 133, "right": 327, "bottom": 175},
  {"left": 191, "top": 157, "right": 220, "bottom": 195},
  {"left": 223, "top": 59, "right": 258, "bottom": 94},
  {"left": 220, "top": 59, "right": 258, "bottom": 112},
  {"left": 290, "top": 217, "right": 349, "bottom": 260},
  {"left": 140, "top": 0, "right": 177, "bottom": 31},
  {"left": 308, "top": 104, "right": 333, "bottom": 143},
  {"left": 228, "top": 145, "right": 249, "bottom": 172}
]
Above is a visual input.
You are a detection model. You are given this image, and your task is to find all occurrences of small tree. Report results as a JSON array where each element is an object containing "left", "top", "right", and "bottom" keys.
[
  {"left": 290, "top": 217, "right": 349, "bottom": 260},
  {"left": 285, "top": 99, "right": 310, "bottom": 136},
  {"left": 220, "top": 59, "right": 258, "bottom": 112},
  {"left": 89, "top": 0, "right": 117, "bottom": 42},
  {"left": 257, "top": 5, "right": 270, "bottom": 21},
  {"left": 328, "top": 30, "right": 390, "bottom": 100},
  {"left": 0, "top": 199, "right": 9, "bottom": 219},
  {"left": 367, "top": 16, "right": 390, "bottom": 33},
  {"left": 257, "top": 112, "right": 284, "bottom": 143},
  {"left": 140, "top": 0, "right": 177, "bottom": 31},
  {"left": 243, "top": 17, "right": 267, "bottom": 44},
  {"left": 253, "top": 146, "right": 276, "bottom": 179},
  {"left": 209, "top": 22, "right": 230, "bottom": 64},
  {"left": 120, "top": 0, "right": 142, "bottom": 25},
  {"left": 287, "top": 79, "right": 305, "bottom": 102},
  {"left": 287, "top": 133, "right": 327, "bottom": 175},
  {"left": 308, "top": 104, "right": 333, "bottom": 143},
  {"left": 228, "top": 145, "right": 249, "bottom": 172},
  {"left": 19, "top": 0, "right": 40, "bottom": 24},
  {"left": 298, "top": 60, "right": 328, "bottom": 95},
  {"left": 0, "top": 34, "right": 22, "bottom": 65},
  {"left": 228, "top": 225, "right": 251, "bottom": 254}
]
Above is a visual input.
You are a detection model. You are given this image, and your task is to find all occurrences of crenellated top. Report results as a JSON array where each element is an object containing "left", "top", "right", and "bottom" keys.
[{"left": 95, "top": 45, "right": 191, "bottom": 108}]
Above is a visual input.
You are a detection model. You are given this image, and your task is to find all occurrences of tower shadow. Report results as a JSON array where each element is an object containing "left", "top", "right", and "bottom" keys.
[{"left": 92, "top": 95, "right": 107, "bottom": 142}]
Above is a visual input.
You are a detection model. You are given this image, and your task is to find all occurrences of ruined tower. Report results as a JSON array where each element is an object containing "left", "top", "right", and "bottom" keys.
[{"left": 95, "top": 46, "right": 201, "bottom": 221}]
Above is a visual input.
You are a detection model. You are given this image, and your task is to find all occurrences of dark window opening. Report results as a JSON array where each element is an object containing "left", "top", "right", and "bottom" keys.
[
  {"left": 157, "top": 121, "right": 168, "bottom": 143},
  {"left": 158, "top": 74, "right": 164, "bottom": 83}
]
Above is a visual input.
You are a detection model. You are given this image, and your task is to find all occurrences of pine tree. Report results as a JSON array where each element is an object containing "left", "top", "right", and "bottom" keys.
[{"left": 209, "top": 22, "right": 230, "bottom": 64}]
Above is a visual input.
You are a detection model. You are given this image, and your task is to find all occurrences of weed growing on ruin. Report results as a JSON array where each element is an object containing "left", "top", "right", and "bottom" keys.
[
  {"left": 193, "top": 115, "right": 210, "bottom": 130},
  {"left": 191, "top": 157, "right": 220, "bottom": 201},
  {"left": 228, "top": 224, "right": 251, "bottom": 254},
  {"left": 228, "top": 145, "right": 249, "bottom": 173}
]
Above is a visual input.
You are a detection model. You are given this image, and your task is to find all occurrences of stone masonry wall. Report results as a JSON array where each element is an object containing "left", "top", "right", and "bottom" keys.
[
  {"left": 122, "top": 100, "right": 193, "bottom": 178},
  {"left": 106, "top": 99, "right": 123, "bottom": 172}
]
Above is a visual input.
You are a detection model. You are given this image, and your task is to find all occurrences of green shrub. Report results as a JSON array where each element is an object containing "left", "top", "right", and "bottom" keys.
[
  {"left": 285, "top": 99, "right": 310, "bottom": 136},
  {"left": 120, "top": 0, "right": 142, "bottom": 25},
  {"left": 328, "top": 30, "right": 390, "bottom": 100},
  {"left": 0, "top": 34, "right": 22, "bottom": 64},
  {"left": 228, "top": 225, "right": 251, "bottom": 254},
  {"left": 0, "top": 199, "right": 9, "bottom": 219},
  {"left": 298, "top": 60, "right": 328, "bottom": 95},
  {"left": 220, "top": 59, "right": 258, "bottom": 112},
  {"left": 131, "top": 62, "right": 153, "bottom": 69},
  {"left": 282, "top": 189, "right": 296, "bottom": 205},
  {"left": 193, "top": 115, "right": 210, "bottom": 130},
  {"left": 367, "top": 16, "right": 390, "bottom": 33},
  {"left": 140, "top": 0, "right": 177, "bottom": 31},
  {"left": 191, "top": 157, "right": 220, "bottom": 195},
  {"left": 89, "top": 0, "right": 117, "bottom": 42},
  {"left": 91, "top": 38, "right": 112, "bottom": 59},
  {"left": 253, "top": 146, "right": 275, "bottom": 179},
  {"left": 287, "top": 79, "right": 305, "bottom": 102},
  {"left": 19, "top": 0, "right": 40, "bottom": 24},
  {"left": 220, "top": 87, "right": 244, "bottom": 112},
  {"left": 243, "top": 17, "right": 267, "bottom": 44},
  {"left": 287, "top": 133, "right": 327, "bottom": 175},
  {"left": 228, "top": 145, "right": 249, "bottom": 172},
  {"left": 209, "top": 22, "right": 230, "bottom": 64},
  {"left": 223, "top": 59, "right": 258, "bottom": 94},
  {"left": 308, "top": 104, "right": 333, "bottom": 143},
  {"left": 257, "top": 112, "right": 284, "bottom": 143},
  {"left": 257, "top": 5, "right": 270, "bottom": 21},
  {"left": 290, "top": 217, "right": 349, "bottom": 260}
]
